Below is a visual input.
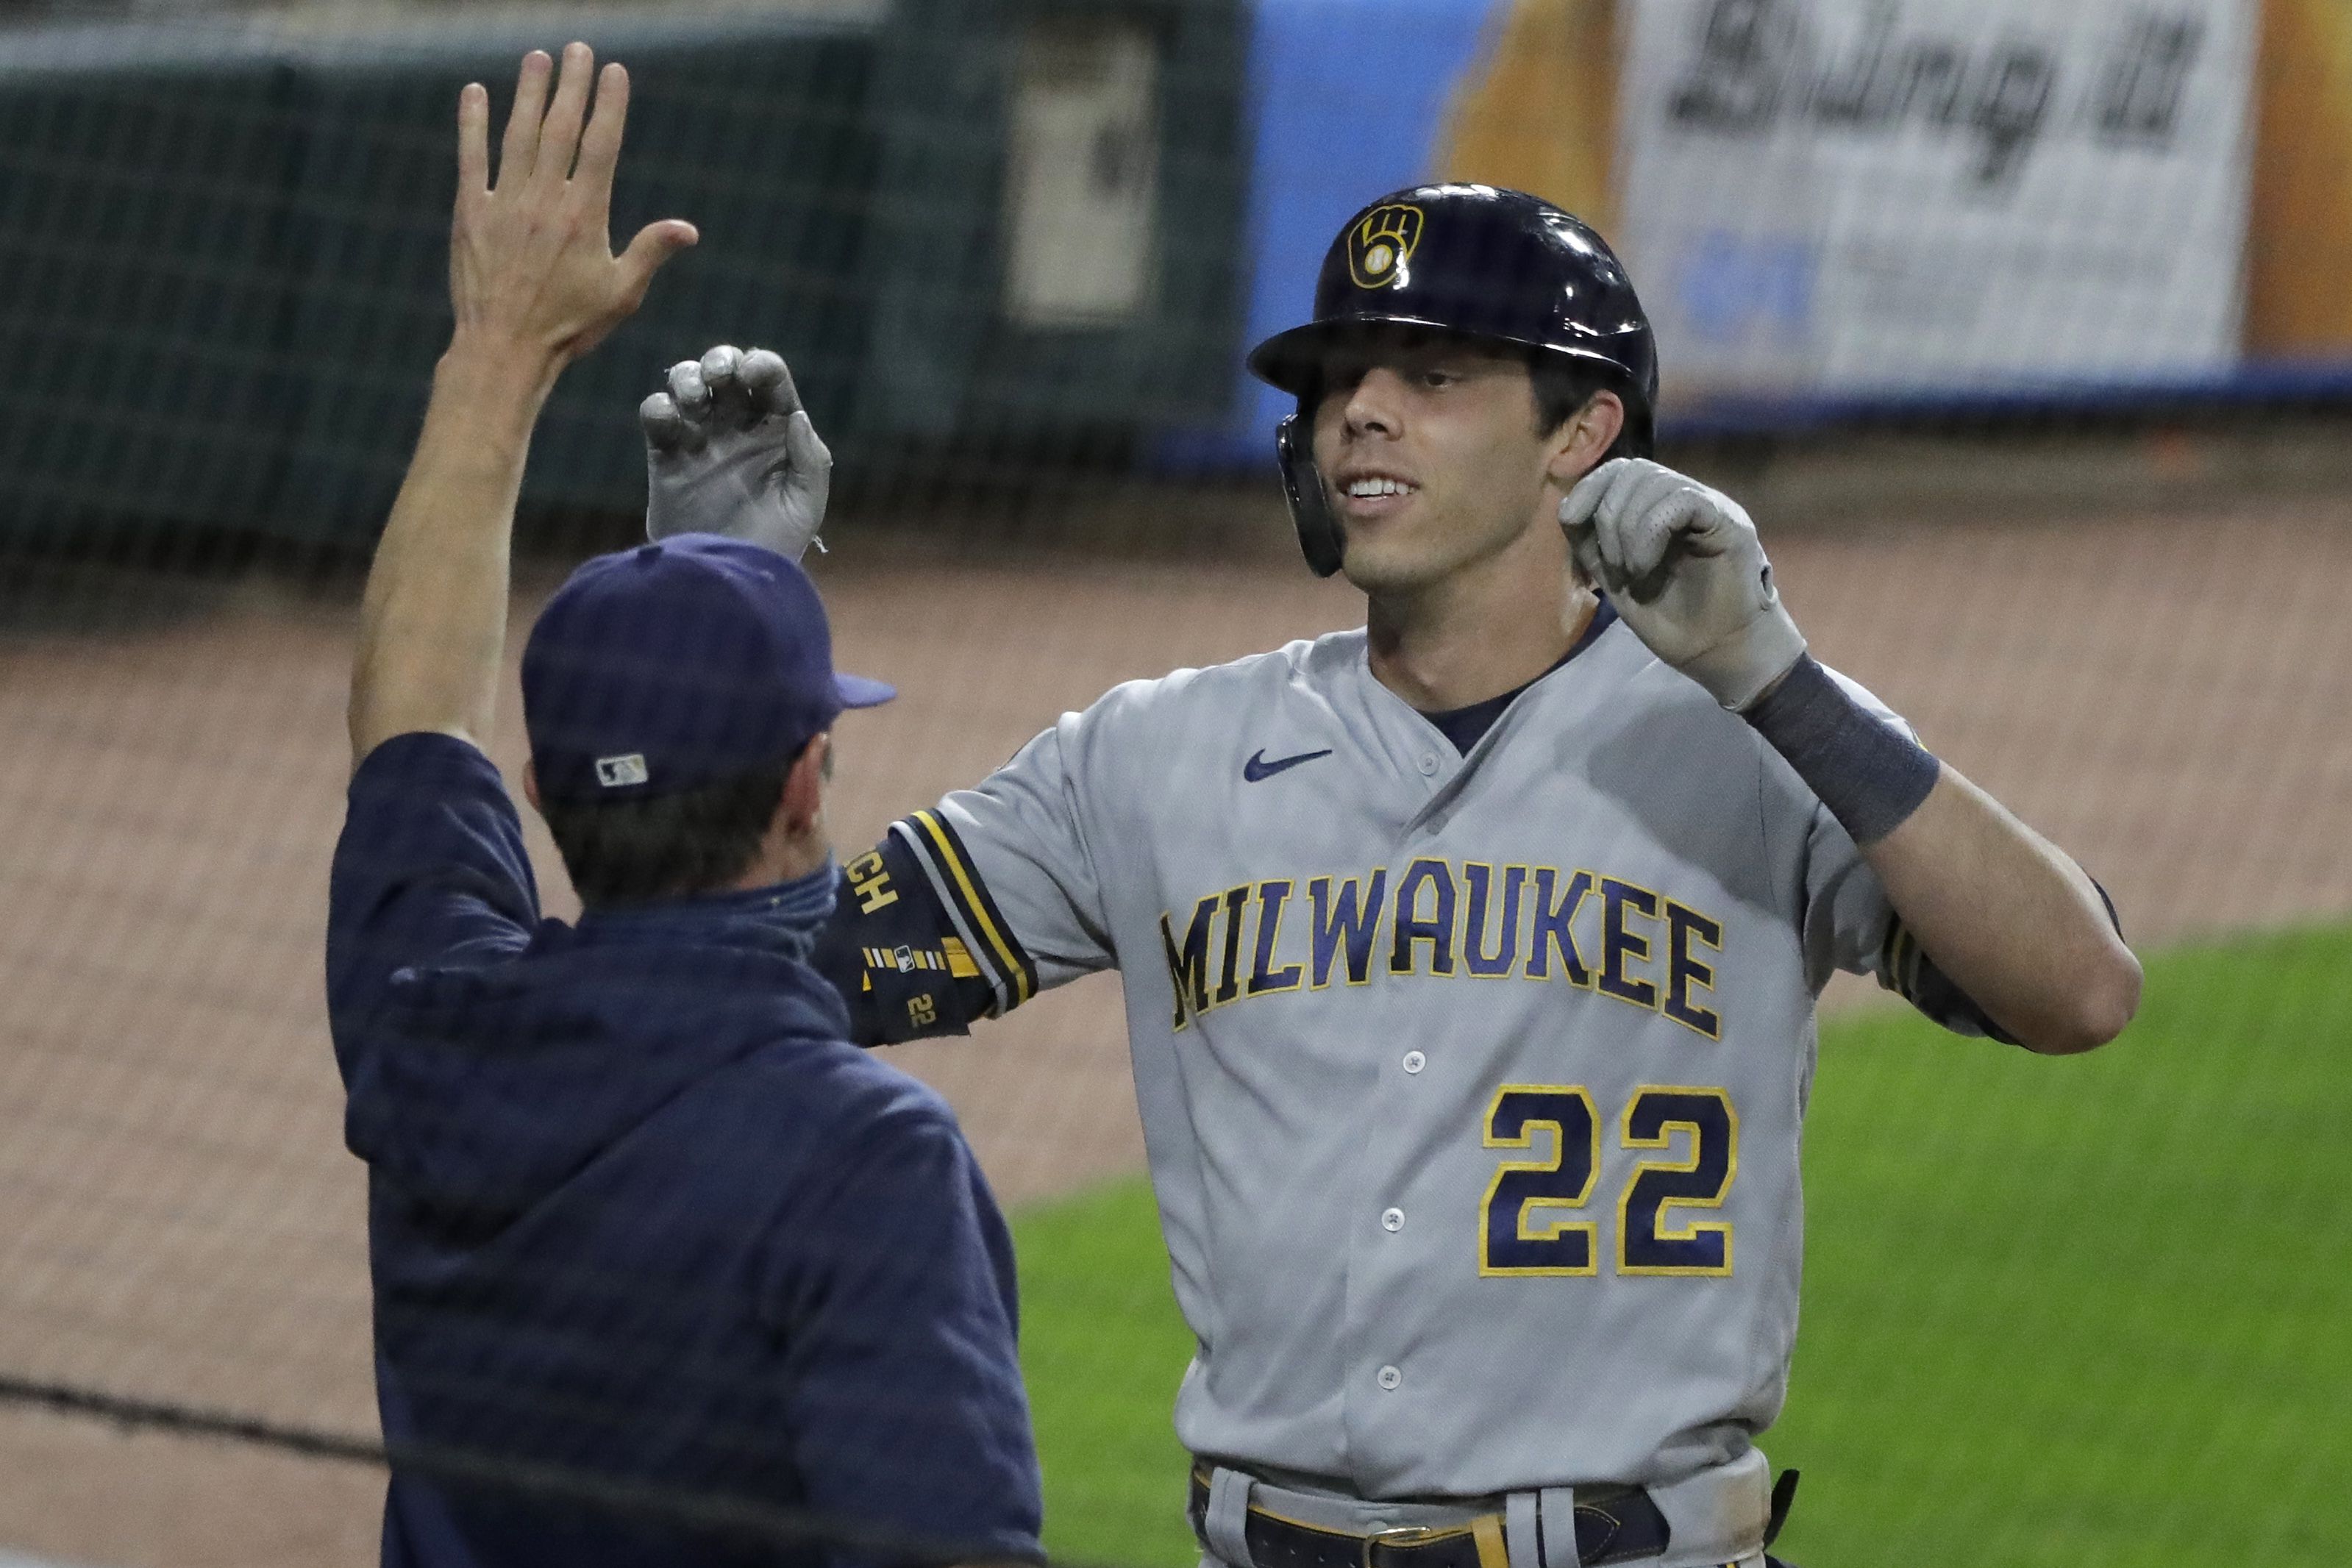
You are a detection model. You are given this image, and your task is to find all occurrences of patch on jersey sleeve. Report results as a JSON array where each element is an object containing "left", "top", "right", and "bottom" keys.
[{"left": 817, "top": 842, "right": 1001, "bottom": 1045}]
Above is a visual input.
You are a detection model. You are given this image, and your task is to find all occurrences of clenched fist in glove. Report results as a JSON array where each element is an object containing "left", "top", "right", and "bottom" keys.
[
  {"left": 1560, "top": 458, "right": 1807, "bottom": 712},
  {"left": 641, "top": 343, "right": 830, "bottom": 560}
]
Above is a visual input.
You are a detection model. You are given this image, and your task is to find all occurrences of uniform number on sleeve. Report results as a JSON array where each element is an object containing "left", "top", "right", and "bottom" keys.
[
  {"left": 1480, "top": 1085, "right": 1736, "bottom": 1278},
  {"left": 1480, "top": 1088, "right": 1600, "bottom": 1275}
]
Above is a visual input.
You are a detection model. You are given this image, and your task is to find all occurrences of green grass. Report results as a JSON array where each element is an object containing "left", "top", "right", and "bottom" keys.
[
  {"left": 1011, "top": 1176, "right": 1198, "bottom": 1568},
  {"left": 1011, "top": 923, "right": 2352, "bottom": 1567}
]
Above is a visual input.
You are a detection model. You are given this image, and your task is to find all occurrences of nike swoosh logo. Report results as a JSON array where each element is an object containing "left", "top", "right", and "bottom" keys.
[{"left": 1244, "top": 747, "right": 1333, "bottom": 783}]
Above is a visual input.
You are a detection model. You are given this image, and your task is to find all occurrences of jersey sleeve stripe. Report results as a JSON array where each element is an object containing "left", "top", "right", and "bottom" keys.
[
  {"left": 915, "top": 809, "right": 1038, "bottom": 1006},
  {"left": 888, "top": 818, "right": 1013, "bottom": 1017},
  {"left": 1876, "top": 913, "right": 2021, "bottom": 1046},
  {"left": 905, "top": 810, "right": 1039, "bottom": 1008},
  {"left": 1876, "top": 917, "right": 1922, "bottom": 1002}
]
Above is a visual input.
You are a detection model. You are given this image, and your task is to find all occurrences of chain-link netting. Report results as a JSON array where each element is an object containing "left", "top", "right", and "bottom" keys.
[{"left": 2, "top": 1, "right": 2348, "bottom": 1565}]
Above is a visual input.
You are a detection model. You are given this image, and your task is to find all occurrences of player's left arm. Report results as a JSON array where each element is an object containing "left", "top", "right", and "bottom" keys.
[
  {"left": 1839, "top": 754, "right": 2135, "bottom": 1052},
  {"left": 1566, "top": 460, "right": 2141, "bottom": 1055}
]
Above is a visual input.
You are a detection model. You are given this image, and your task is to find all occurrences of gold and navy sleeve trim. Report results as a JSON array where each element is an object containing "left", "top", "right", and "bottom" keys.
[
  {"left": 894, "top": 810, "right": 1040, "bottom": 1016},
  {"left": 1877, "top": 915, "right": 2020, "bottom": 1047},
  {"left": 1878, "top": 918, "right": 1927, "bottom": 1003}
]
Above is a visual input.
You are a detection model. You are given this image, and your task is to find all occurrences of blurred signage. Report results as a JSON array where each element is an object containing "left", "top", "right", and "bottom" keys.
[
  {"left": 1614, "top": 0, "right": 2258, "bottom": 398},
  {"left": 1003, "top": 18, "right": 1161, "bottom": 329}
]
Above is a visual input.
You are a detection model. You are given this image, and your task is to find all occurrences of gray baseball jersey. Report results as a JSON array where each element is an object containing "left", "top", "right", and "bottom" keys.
[{"left": 839, "top": 610, "right": 1966, "bottom": 1508}]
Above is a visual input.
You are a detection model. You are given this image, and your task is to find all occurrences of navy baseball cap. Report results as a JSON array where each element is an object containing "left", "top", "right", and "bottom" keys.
[{"left": 521, "top": 535, "right": 893, "bottom": 806}]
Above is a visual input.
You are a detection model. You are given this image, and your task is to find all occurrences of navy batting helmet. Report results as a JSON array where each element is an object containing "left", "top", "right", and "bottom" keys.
[{"left": 1245, "top": 184, "right": 1658, "bottom": 577}]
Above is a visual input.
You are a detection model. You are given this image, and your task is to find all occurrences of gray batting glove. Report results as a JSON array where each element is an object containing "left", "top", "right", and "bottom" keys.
[
  {"left": 641, "top": 343, "right": 831, "bottom": 560},
  {"left": 1561, "top": 457, "right": 1807, "bottom": 712}
]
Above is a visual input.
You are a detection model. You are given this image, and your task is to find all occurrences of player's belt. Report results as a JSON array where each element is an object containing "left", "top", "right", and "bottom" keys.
[{"left": 1187, "top": 1466, "right": 1671, "bottom": 1568}]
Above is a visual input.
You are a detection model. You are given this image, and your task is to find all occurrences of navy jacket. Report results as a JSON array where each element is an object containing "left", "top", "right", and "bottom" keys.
[{"left": 327, "top": 733, "right": 1041, "bottom": 1568}]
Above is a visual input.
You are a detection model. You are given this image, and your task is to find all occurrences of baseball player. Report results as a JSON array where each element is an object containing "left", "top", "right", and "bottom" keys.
[{"left": 643, "top": 185, "right": 2139, "bottom": 1568}]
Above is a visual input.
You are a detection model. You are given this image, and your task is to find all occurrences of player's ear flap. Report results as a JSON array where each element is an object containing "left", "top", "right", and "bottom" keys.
[{"left": 521, "top": 759, "right": 543, "bottom": 815}]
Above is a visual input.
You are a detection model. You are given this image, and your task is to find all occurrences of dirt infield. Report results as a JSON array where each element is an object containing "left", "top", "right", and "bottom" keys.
[{"left": 1, "top": 495, "right": 2348, "bottom": 1566}]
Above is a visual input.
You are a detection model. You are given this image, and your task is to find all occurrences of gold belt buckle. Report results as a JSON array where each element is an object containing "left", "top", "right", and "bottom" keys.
[{"left": 1361, "top": 1525, "right": 1445, "bottom": 1568}]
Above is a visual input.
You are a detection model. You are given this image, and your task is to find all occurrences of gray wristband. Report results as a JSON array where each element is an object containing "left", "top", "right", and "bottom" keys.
[{"left": 1744, "top": 655, "right": 1941, "bottom": 846}]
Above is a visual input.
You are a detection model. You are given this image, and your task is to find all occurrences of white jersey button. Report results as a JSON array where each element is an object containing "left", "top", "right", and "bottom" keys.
[
  {"left": 1401, "top": 1050, "right": 1426, "bottom": 1075},
  {"left": 1377, "top": 1364, "right": 1403, "bottom": 1391},
  {"left": 1416, "top": 752, "right": 1439, "bottom": 776},
  {"left": 1380, "top": 1207, "right": 1405, "bottom": 1233}
]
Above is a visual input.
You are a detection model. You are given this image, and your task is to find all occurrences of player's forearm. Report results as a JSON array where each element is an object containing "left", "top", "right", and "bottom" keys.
[
  {"left": 349, "top": 336, "right": 557, "bottom": 764},
  {"left": 1739, "top": 654, "right": 2138, "bottom": 1052},
  {"left": 1861, "top": 766, "right": 2141, "bottom": 1054}
]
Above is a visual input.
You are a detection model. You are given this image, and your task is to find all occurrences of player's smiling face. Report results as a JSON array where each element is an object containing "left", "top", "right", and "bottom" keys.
[{"left": 1308, "top": 334, "right": 1572, "bottom": 595}]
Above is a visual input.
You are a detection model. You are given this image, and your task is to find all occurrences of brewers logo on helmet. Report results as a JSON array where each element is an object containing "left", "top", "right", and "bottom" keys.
[{"left": 1347, "top": 204, "right": 1424, "bottom": 289}]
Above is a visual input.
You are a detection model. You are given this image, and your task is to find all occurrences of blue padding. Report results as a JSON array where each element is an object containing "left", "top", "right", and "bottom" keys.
[
  {"left": 1151, "top": 0, "right": 1494, "bottom": 474},
  {"left": 1662, "top": 357, "right": 2352, "bottom": 441}
]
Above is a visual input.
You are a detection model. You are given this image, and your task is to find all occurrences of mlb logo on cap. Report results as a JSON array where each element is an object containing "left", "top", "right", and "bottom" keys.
[{"left": 595, "top": 754, "right": 651, "bottom": 788}]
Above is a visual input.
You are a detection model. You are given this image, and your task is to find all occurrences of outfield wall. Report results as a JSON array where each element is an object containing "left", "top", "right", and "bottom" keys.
[
  {"left": 6, "top": 0, "right": 2352, "bottom": 539},
  {"left": 0, "top": 0, "right": 1248, "bottom": 541}
]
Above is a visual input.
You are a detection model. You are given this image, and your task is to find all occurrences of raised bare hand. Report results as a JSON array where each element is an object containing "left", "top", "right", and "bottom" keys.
[{"left": 449, "top": 43, "right": 697, "bottom": 375}]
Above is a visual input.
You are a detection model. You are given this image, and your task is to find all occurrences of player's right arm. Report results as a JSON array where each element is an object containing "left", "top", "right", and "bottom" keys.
[
  {"left": 813, "top": 713, "right": 1120, "bottom": 1044},
  {"left": 638, "top": 347, "right": 1118, "bottom": 1043},
  {"left": 352, "top": 47, "right": 694, "bottom": 766},
  {"left": 335, "top": 46, "right": 691, "bottom": 1050}
]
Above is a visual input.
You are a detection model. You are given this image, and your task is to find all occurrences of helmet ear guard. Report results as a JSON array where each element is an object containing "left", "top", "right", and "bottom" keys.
[{"left": 1275, "top": 414, "right": 1344, "bottom": 578}]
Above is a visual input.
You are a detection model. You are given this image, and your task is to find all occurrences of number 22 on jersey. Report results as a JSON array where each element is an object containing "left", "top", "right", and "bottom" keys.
[{"left": 1480, "top": 1085, "right": 1737, "bottom": 1277}]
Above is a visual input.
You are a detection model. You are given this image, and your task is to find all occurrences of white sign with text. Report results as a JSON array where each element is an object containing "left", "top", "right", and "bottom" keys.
[{"left": 1614, "top": 0, "right": 2256, "bottom": 399}]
